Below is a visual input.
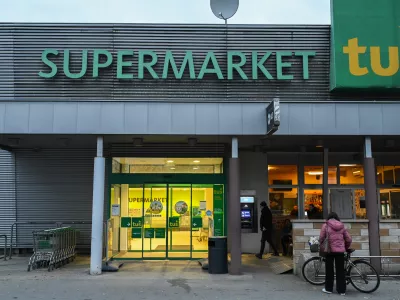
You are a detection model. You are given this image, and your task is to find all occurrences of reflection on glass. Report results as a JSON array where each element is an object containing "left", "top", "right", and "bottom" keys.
[
  {"left": 339, "top": 165, "right": 364, "bottom": 184},
  {"left": 304, "top": 189, "right": 323, "bottom": 219},
  {"left": 112, "top": 157, "right": 223, "bottom": 174},
  {"left": 268, "top": 165, "right": 298, "bottom": 185},
  {"left": 379, "top": 189, "right": 400, "bottom": 219},
  {"left": 304, "top": 166, "right": 337, "bottom": 184},
  {"left": 269, "top": 188, "right": 298, "bottom": 218}
]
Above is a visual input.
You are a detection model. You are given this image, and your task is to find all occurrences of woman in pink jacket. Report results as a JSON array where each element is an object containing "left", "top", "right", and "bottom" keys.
[{"left": 319, "top": 212, "right": 352, "bottom": 296}]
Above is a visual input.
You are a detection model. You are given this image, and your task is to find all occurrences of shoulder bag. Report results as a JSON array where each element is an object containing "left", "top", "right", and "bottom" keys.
[{"left": 319, "top": 225, "right": 331, "bottom": 257}]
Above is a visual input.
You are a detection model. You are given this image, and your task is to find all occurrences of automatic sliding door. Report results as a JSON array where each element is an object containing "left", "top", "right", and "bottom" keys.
[
  {"left": 142, "top": 184, "right": 167, "bottom": 259},
  {"left": 168, "top": 184, "right": 192, "bottom": 258}
]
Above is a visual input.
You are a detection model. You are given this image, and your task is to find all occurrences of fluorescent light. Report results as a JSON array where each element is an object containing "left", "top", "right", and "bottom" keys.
[
  {"left": 167, "top": 160, "right": 174, "bottom": 163},
  {"left": 340, "top": 164, "right": 357, "bottom": 167},
  {"left": 308, "top": 171, "right": 323, "bottom": 175},
  {"left": 170, "top": 167, "right": 176, "bottom": 170},
  {"left": 353, "top": 170, "right": 361, "bottom": 174},
  {"left": 193, "top": 167, "right": 199, "bottom": 170},
  {"left": 193, "top": 160, "right": 200, "bottom": 163}
]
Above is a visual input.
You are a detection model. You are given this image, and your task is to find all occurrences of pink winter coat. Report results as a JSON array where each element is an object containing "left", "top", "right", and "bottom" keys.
[{"left": 319, "top": 219, "right": 352, "bottom": 253}]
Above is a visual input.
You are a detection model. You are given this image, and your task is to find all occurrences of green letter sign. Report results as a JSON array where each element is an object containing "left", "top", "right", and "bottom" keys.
[
  {"left": 93, "top": 50, "right": 113, "bottom": 77},
  {"left": 38, "top": 49, "right": 58, "bottom": 78},
  {"left": 162, "top": 50, "right": 196, "bottom": 79}
]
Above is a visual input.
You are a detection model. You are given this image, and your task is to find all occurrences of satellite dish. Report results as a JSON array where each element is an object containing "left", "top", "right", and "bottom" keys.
[{"left": 210, "top": 0, "right": 239, "bottom": 20}]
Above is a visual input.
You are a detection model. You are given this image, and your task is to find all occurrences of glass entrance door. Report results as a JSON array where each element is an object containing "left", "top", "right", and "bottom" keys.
[
  {"left": 168, "top": 184, "right": 192, "bottom": 258},
  {"left": 111, "top": 183, "right": 224, "bottom": 259},
  {"left": 142, "top": 184, "right": 168, "bottom": 259}
]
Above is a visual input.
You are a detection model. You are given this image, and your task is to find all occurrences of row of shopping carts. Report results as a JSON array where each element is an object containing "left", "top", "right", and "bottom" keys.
[{"left": 27, "top": 227, "right": 77, "bottom": 272}]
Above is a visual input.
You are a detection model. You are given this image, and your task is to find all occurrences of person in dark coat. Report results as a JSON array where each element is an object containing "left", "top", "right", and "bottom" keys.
[
  {"left": 255, "top": 201, "right": 279, "bottom": 258},
  {"left": 307, "top": 204, "right": 322, "bottom": 219}
]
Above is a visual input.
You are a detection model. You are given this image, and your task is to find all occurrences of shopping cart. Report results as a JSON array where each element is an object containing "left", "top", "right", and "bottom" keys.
[{"left": 28, "top": 227, "right": 76, "bottom": 272}]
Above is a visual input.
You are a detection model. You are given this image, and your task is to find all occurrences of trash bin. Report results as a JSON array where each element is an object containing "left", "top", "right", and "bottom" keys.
[{"left": 208, "top": 236, "right": 228, "bottom": 274}]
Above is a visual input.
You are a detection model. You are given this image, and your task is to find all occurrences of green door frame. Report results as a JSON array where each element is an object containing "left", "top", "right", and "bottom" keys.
[{"left": 106, "top": 158, "right": 228, "bottom": 260}]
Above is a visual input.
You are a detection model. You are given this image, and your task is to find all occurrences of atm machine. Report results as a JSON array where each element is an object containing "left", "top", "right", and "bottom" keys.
[{"left": 240, "top": 196, "right": 257, "bottom": 233}]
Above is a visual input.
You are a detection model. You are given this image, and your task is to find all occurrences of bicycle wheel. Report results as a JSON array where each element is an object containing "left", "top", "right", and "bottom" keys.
[
  {"left": 302, "top": 256, "right": 326, "bottom": 285},
  {"left": 348, "top": 260, "right": 380, "bottom": 293}
]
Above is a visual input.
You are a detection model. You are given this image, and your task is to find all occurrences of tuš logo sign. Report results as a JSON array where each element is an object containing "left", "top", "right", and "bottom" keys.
[
  {"left": 38, "top": 49, "right": 316, "bottom": 80},
  {"left": 330, "top": 0, "right": 400, "bottom": 90}
]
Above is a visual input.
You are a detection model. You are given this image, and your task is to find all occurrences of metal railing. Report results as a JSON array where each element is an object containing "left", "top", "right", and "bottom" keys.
[
  {"left": 0, "top": 234, "right": 7, "bottom": 261},
  {"left": 353, "top": 255, "right": 400, "bottom": 278},
  {"left": 8, "top": 220, "right": 110, "bottom": 260}
]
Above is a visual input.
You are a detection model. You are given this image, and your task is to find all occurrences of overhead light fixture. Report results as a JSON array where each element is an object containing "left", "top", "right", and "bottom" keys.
[
  {"left": 193, "top": 167, "right": 199, "bottom": 170},
  {"left": 308, "top": 171, "right": 323, "bottom": 175},
  {"left": 170, "top": 167, "right": 176, "bottom": 170},
  {"left": 167, "top": 160, "right": 174, "bottom": 163},
  {"left": 353, "top": 170, "right": 361, "bottom": 174},
  {"left": 385, "top": 139, "right": 395, "bottom": 148},
  {"left": 340, "top": 164, "right": 357, "bottom": 167},
  {"left": 133, "top": 138, "right": 143, "bottom": 147},
  {"left": 58, "top": 138, "right": 70, "bottom": 147},
  {"left": 8, "top": 138, "right": 20, "bottom": 147},
  {"left": 188, "top": 138, "right": 197, "bottom": 147},
  {"left": 316, "top": 140, "right": 323, "bottom": 148},
  {"left": 193, "top": 160, "right": 200, "bottom": 163}
]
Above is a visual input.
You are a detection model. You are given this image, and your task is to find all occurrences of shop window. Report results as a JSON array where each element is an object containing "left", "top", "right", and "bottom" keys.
[
  {"left": 339, "top": 164, "right": 364, "bottom": 184},
  {"left": 376, "top": 166, "right": 400, "bottom": 185},
  {"left": 304, "top": 189, "right": 323, "bottom": 219},
  {"left": 269, "top": 188, "right": 298, "bottom": 218},
  {"left": 379, "top": 189, "right": 400, "bottom": 219},
  {"left": 112, "top": 157, "right": 223, "bottom": 174},
  {"left": 304, "top": 166, "right": 337, "bottom": 184},
  {"left": 354, "top": 189, "right": 367, "bottom": 219},
  {"left": 268, "top": 165, "right": 298, "bottom": 185}
]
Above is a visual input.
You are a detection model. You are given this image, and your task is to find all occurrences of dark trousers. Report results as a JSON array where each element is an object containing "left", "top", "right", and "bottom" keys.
[
  {"left": 325, "top": 253, "right": 346, "bottom": 294},
  {"left": 259, "top": 230, "right": 279, "bottom": 255},
  {"left": 281, "top": 235, "right": 292, "bottom": 256}
]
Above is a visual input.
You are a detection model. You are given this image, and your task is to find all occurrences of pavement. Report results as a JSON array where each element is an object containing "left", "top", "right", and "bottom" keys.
[{"left": 0, "top": 255, "right": 399, "bottom": 300}]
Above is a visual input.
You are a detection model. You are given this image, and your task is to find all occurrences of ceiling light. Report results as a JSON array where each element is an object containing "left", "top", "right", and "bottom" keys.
[
  {"left": 188, "top": 138, "right": 197, "bottom": 147},
  {"left": 133, "top": 138, "right": 143, "bottom": 147},
  {"left": 316, "top": 139, "right": 323, "bottom": 148},
  {"left": 308, "top": 171, "right": 323, "bottom": 175},
  {"left": 353, "top": 170, "right": 361, "bottom": 174},
  {"left": 167, "top": 160, "right": 174, "bottom": 163},
  {"left": 193, "top": 160, "right": 200, "bottom": 163},
  {"left": 339, "top": 164, "right": 357, "bottom": 167},
  {"left": 170, "top": 167, "right": 176, "bottom": 170},
  {"left": 193, "top": 167, "right": 199, "bottom": 170}
]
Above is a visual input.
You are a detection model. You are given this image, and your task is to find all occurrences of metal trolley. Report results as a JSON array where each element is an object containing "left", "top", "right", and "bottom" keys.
[{"left": 28, "top": 227, "right": 76, "bottom": 272}]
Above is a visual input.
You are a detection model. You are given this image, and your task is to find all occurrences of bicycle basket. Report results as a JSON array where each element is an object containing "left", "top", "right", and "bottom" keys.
[{"left": 310, "top": 244, "right": 319, "bottom": 253}]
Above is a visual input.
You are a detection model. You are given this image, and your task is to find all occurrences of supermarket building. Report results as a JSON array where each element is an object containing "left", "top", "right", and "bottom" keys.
[{"left": 0, "top": 0, "right": 400, "bottom": 274}]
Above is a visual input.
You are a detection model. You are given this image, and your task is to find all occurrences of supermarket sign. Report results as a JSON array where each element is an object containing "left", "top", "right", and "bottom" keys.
[{"left": 38, "top": 49, "right": 316, "bottom": 80}]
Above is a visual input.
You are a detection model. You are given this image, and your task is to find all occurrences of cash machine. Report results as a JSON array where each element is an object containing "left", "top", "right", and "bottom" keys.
[{"left": 240, "top": 196, "right": 257, "bottom": 233}]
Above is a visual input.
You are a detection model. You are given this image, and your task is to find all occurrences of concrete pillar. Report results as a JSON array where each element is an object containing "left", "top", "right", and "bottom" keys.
[
  {"left": 363, "top": 137, "right": 381, "bottom": 272},
  {"left": 90, "top": 137, "right": 105, "bottom": 275},
  {"left": 228, "top": 137, "right": 241, "bottom": 275},
  {"left": 323, "top": 148, "right": 329, "bottom": 219}
]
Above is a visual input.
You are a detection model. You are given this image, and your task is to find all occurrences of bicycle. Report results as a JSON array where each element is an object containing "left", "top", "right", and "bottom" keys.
[{"left": 302, "top": 249, "right": 380, "bottom": 293}]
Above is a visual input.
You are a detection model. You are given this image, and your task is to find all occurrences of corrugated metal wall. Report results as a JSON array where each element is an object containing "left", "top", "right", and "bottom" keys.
[
  {"left": 0, "top": 23, "right": 393, "bottom": 103},
  {"left": 0, "top": 149, "right": 16, "bottom": 247},
  {"left": 14, "top": 148, "right": 96, "bottom": 249}
]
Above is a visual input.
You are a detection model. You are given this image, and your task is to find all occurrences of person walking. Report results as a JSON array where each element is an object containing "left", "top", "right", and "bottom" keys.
[
  {"left": 319, "top": 212, "right": 352, "bottom": 296},
  {"left": 255, "top": 201, "right": 279, "bottom": 258},
  {"left": 280, "top": 219, "right": 292, "bottom": 256}
]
